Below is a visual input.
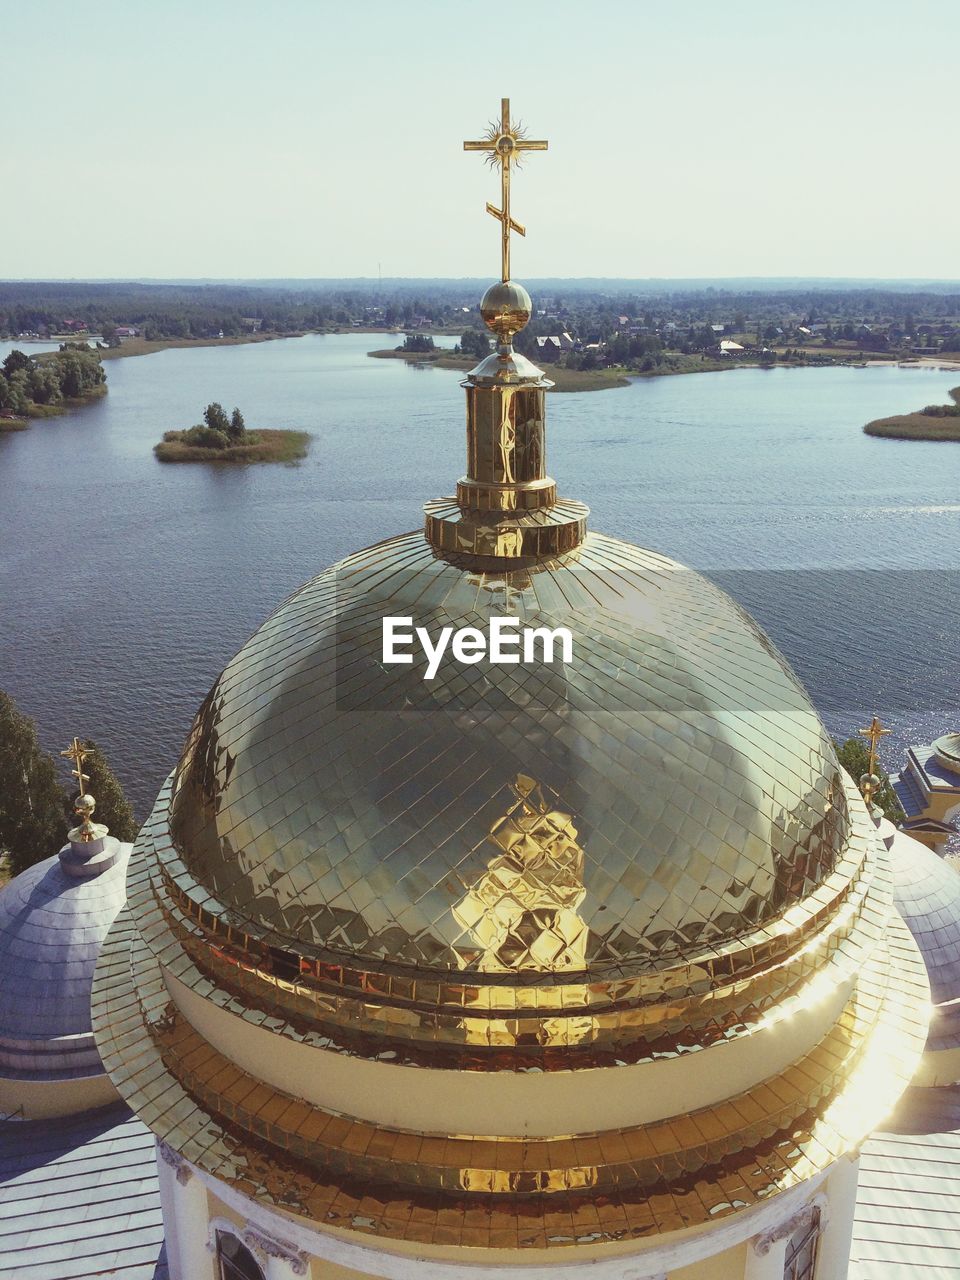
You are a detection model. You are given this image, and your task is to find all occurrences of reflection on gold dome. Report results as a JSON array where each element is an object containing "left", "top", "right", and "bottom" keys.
[
  {"left": 164, "top": 532, "right": 851, "bottom": 982},
  {"left": 453, "top": 774, "right": 588, "bottom": 973}
]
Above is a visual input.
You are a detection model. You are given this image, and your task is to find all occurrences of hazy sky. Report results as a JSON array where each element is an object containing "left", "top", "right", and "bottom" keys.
[{"left": 4, "top": 0, "right": 958, "bottom": 281}]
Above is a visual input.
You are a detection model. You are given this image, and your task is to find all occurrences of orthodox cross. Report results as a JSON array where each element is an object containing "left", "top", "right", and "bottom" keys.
[
  {"left": 61, "top": 735, "right": 91, "bottom": 797},
  {"left": 464, "top": 98, "right": 548, "bottom": 283},
  {"left": 859, "top": 715, "right": 892, "bottom": 780}
]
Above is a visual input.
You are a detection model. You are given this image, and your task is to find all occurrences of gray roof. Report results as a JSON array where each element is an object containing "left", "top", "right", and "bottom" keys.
[
  {"left": 0, "top": 842, "right": 131, "bottom": 1079},
  {"left": 0, "top": 1103, "right": 166, "bottom": 1280},
  {"left": 910, "top": 744, "right": 960, "bottom": 792},
  {"left": 891, "top": 833, "right": 960, "bottom": 1049},
  {"left": 895, "top": 769, "right": 927, "bottom": 819},
  {"left": 851, "top": 1086, "right": 960, "bottom": 1279}
]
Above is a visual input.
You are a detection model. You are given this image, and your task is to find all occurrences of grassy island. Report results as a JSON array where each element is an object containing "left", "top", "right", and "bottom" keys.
[
  {"left": 368, "top": 333, "right": 630, "bottom": 392},
  {"left": 154, "top": 401, "right": 309, "bottom": 463},
  {"left": 100, "top": 332, "right": 295, "bottom": 361},
  {"left": 0, "top": 344, "right": 106, "bottom": 431},
  {"left": 864, "top": 385, "right": 960, "bottom": 441}
]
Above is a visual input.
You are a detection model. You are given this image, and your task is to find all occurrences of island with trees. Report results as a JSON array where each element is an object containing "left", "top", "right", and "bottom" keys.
[
  {"left": 155, "top": 402, "right": 310, "bottom": 463},
  {"left": 864, "top": 385, "right": 960, "bottom": 441},
  {"left": 368, "top": 330, "right": 630, "bottom": 392},
  {"left": 0, "top": 344, "right": 106, "bottom": 431}
]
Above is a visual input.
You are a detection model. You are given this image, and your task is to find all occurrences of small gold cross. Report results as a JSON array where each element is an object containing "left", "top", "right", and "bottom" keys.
[
  {"left": 464, "top": 98, "right": 548, "bottom": 283},
  {"left": 61, "top": 735, "right": 91, "bottom": 796},
  {"left": 858, "top": 715, "right": 892, "bottom": 779}
]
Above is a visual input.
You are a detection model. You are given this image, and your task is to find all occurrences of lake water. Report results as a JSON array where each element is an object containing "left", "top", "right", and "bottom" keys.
[{"left": 1, "top": 334, "right": 958, "bottom": 823}]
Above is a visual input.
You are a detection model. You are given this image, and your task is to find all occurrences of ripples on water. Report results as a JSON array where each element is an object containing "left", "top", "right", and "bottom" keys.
[{"left": 0, "top": 335, "right": 958, "bottom": 827}]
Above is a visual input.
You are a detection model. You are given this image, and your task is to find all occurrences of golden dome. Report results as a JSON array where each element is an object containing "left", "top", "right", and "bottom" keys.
[
  {"left": 97, "top": 522, "right": 927, "bottom": 1251},
  {"left": 168, "top": 531, "right": 849, "bottom": 989}
]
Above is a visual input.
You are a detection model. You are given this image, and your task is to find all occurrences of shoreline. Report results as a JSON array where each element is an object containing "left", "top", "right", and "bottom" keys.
[
  {"left": 98, "top": 328, "right": 463, "bottom": 361},
  {"left": 368, "top": 344, "right": 960, "bottom": 392},
  {"left": 99, "top": 332, "right": 296, "bottom": 360},
  {"left": 864, "top": 385, "right": 960, "bottom": 441},
  {"left": 7, "top": 329, "right": 960, "bottom": 419},
  {"left": 367, "top": 347, "right": 631, "bottom": 392},
  {"left": 0, "top": 384, "right": 107, "bottom": 433}
]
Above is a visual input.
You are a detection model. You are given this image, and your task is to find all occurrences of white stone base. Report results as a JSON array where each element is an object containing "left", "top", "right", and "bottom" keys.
[{"left": 145, "top": 1154, "right": 851, "bottom": 1280}]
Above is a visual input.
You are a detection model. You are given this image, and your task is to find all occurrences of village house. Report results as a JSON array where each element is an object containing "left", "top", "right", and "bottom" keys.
[{"left": 535, "top": 332, "right": 575, "bottom": 353}]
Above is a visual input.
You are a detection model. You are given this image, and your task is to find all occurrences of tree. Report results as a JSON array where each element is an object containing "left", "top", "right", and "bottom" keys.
[
  {"left": 0, "top": 692, "right": 69, "bottom": 876},
  {"left": 607, "top": 334, "right": 630, "bottom": 364},
  {"left": 1, "top": 349, "right": 31, "bottom": 380},
  {"left": 459, "top": 329, "right": 491, "bottom": 359},
  {"left": 182, "top": 424, "right": 228, "bottom": 450},
  {"left": 27, "top": 364, "right": 62, "bottom": 406},
  {"left": 6, "top": 371, "right": 30, "bottom": 416},
  {"left": 62, "top": 739, "right": 137, "bottom": 843},
  {"left": 203, "top": 402, "right": 231, "bottom": 434},
  {"left": 833, "top": 737, "right": 904, "bottom": 822},
  {"left": 59, "top": 355, "right": 84, "bottom": 398},
  {"left": 228, "top": 407, "right": 246, "bottom": 441},
  {"left": 402, "top": 333, "right": 434, "bottom": 353}
]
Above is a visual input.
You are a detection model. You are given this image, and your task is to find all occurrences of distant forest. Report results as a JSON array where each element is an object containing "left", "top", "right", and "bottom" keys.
[
  {"left": 1, "top": 280, "right": 959, "bottom": 342},
  {"left": 2, "top": 282, "right": 960, "bottom": 368}
]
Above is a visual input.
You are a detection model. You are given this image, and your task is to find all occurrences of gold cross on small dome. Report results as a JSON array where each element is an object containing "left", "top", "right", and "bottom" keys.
[
  {"left": 858, "top": 715, "right": 892, "bottom": 777},
  {"left": 61, "top": 735, "right": 91, "bottom": 797}
]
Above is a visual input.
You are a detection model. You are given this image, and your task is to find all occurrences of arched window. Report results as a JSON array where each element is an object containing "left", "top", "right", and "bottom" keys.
[
  {"left": 215, "top": 1230, "right": 265, "bottom": 1280},
  {"left": 783, "top": 1205, "right": 821, "bottom": 1280}
]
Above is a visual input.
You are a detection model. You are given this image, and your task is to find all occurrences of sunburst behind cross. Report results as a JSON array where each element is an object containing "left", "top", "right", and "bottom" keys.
[{"left": 464, "top": 98, "right": 548, "bottom": 283}]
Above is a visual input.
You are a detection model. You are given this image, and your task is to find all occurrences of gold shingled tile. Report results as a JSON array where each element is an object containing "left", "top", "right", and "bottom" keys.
[
  {"left": 164, "top": 531, "right": 851, "bottom": 976},
  {"left": 91, "top": 892, "right": 929, "bottom": 1250},
  {"left": 127, "top": 768, "right": 879, "bottom": 1071}
]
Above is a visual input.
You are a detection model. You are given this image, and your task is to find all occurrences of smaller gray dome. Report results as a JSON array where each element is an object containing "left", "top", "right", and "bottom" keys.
[
  {"left": 933, "top": 732, "right": 960, "bottom": 775},
  {"left": 891, "top": 830, "right": 960, "bottom": 1052},
  {"left": 0, "top": 839, "right": 131, "bottom": 1080}
]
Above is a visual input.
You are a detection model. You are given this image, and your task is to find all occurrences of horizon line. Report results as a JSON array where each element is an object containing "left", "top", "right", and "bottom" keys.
[{"left": 3, "top": 275, "right": 960, "bottom": 287}]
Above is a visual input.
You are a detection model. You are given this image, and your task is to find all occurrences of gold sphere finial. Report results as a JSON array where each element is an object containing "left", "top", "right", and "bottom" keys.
[
  {"left": 480, "top": 280, "right": 532, "bottom": 343},
  {"left": 74, "top": 792, "right": 98, "bottom": 841}
]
